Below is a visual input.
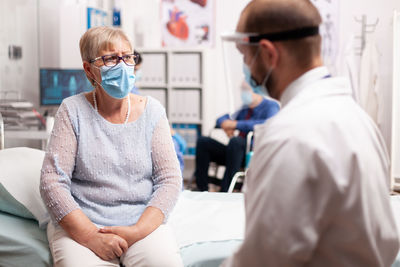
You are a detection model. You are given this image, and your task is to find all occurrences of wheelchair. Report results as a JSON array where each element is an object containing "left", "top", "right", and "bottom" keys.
[{"left": 205, "top": 129, "right": 253, "bottom": 193}]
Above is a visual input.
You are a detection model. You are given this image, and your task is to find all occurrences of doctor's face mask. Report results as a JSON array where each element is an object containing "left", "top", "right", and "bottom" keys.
[
  {"left": 222, "top": 26, "right": 320, "bottom": 99},
  {"left": 242, "top": 46, "right": 273, "bottom": 98}
]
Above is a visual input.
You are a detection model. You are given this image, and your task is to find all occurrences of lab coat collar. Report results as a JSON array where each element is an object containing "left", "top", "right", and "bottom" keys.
[{"left": 279, "top": 66, "right": 330, "bottom": 107}]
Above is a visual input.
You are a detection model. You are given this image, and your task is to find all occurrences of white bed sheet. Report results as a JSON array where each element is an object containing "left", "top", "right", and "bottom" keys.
[
  {"left": 169, "top": 191, "right": 245, "bottom": 267},
  {"left": 1, "top": 192, "right": 399, "bottom": 267},
  {"left": 0, "top": 191, "right": 245, "bottom": 267},
  {"left": 168, "top": 191, "right": 245, "bottom": 248}
]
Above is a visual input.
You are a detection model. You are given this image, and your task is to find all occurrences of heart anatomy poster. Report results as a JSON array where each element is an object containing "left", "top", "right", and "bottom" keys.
[{"left": 161, "top": 0, "right": 215, "bottom": 47}]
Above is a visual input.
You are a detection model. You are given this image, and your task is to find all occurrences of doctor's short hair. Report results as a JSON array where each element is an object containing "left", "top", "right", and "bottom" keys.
[
  {"left": 79, "top": 26, "right": 133, "bottom": 62},
  {"left": 240, "top": 0, "right": 322, "bottom": 68}
]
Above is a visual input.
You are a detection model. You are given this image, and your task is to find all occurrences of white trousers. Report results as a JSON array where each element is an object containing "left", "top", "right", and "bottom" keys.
[{"left": 47, "top": 223, "right": 184, "bottom": 267}]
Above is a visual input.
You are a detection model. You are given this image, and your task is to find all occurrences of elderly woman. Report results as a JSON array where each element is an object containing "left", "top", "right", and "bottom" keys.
[{"left": 40, "top": 26, "right": 183, "bottom": 267}]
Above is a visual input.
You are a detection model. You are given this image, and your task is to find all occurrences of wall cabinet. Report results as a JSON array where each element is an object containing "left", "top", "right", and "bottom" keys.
[{"left": 136, "top": 49, "right": 203, "bottom": 158}]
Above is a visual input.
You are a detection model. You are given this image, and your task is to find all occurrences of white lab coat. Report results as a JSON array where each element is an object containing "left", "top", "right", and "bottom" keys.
[{"left": 222, "top": 67, "right": 399, "bottom": 267}]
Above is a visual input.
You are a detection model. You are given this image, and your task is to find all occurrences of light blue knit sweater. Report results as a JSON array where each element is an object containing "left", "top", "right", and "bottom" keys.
[{"left": 40, "top": 93, "right": 182, "bottom": 226}]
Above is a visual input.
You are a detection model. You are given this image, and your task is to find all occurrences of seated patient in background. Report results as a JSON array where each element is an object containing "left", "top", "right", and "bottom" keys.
[
  {"left": 194, "top": 81, "right": 280, "bottom": 192},
  {"left": 40, "top": 26, "right": 183, "bottom": 267},
  {"left": 171, "top": 128, "right": 187, "bottom": 175}
]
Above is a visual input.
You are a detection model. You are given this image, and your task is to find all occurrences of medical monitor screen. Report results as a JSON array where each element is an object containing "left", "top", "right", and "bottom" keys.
[{"left": 40, "top": 69, "right": 93, "bottom": 106}]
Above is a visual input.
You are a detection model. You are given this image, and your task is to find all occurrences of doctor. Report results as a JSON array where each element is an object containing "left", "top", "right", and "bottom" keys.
[{"left": 222, "top": 0, "right": 399, "bottom": 266}]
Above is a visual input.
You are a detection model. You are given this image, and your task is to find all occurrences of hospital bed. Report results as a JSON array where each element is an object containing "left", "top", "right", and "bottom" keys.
[
  {"left": 1, "top": 147, "right": 400, "bottom": 267},
  {"left": 0, "top": 147, "right": 244, "bottom": 267},
  {"left": 0, "top": 191, "right": 244, "bottom": 267}
]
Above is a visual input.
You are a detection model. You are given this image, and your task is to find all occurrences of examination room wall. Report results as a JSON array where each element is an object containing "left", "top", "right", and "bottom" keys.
[
  {"left": 0, "top": 0, "right": 41, "bottom": 148},
  {"left": 1, "top": 0, "right": 400, "bottom": 154},
  {"left": 125, "top": 0, "right": 250, "bottom": 134},
  {"left": 128, "top": 0, "right": 400, "bottom": 152},
  {"left": 337, "top": 0, "right": 400, "bottom": 153},
  {"left": 0, "top": 0, "right": 39, "bottom": 108}
]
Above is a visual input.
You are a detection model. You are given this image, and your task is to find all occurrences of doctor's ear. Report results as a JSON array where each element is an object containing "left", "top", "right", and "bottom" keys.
[{"left": 259, "top": 39, "right": 279, "bottom": 68}]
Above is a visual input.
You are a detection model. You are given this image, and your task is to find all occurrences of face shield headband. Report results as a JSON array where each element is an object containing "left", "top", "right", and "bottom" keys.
[{"left": 221, "top": 26, "right": 319, "bottom": 44}]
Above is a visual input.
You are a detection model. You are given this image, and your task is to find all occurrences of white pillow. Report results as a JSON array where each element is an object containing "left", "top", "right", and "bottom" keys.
[{"left": 0, "top": 147, "right": 49, "bottom": 228}]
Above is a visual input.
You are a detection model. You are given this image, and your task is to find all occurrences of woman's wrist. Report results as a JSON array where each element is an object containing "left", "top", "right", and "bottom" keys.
[
  {"left": 127, "top": 225, "right": 142, "bottom": 246},
  {"left": 59, "top": 210, "right": 98, "bottom": 246},
  {"left": 77, "top": 227, "right": 99, "bottom": 247}
]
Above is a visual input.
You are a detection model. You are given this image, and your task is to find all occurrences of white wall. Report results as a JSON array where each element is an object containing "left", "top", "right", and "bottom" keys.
[
  {"left": 208, "top": 0, "right": 400, "bottom": 151},
  {"left": 0, "top": 0, "right": 113, "bottom": 103},
  {"left": 39, "top": 0, "right": 112, "bottom": 69},
  {"left": 127, "top": 0, "right": 250, "bottom": 134},
  {"left": 125, "top": 0, "right": 163, "bottom": 48},
  {"left": 1, "top": 0, "right": 399, "bottom": 152},
  {"left": 0, "top": 0, "right": 39, "bottom": 107},
  {"left": 207, "top": 0, "right": 250, "bottom": 131},
  {"left": 127, "top": 0, "right": 400, "bottom": 149},
  {"left": 0, "top": 0, "right": 41, "bottom": 148},
  {"left": 0, "top": 0, "right": 113, "bottom": 148},
  {"left": 337, "top": 0, "right": 400, "bottom": 152},
  {"left": 392, "top": 11, "right": 400, "bottom": 183}
]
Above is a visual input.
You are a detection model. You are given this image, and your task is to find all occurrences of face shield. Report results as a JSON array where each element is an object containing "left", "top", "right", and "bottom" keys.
[
  {"left": 220, "top": 32, "right": 259, "bottom": 114},
  {"left": 220, "top": 26, "right": 319, "bottom": 109}
]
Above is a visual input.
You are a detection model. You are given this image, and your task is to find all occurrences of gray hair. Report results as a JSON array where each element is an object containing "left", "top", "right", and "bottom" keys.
[{"left": 79, "top": 26, "right": 132, "bottom": 62}]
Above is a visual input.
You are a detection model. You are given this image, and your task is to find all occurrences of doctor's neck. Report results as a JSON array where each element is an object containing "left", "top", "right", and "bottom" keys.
[{"left": 273, "top": 55, "right": 323, "bottom": 100}]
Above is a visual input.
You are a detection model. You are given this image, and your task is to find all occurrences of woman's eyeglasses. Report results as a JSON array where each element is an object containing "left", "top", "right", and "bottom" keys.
[{"left": 90, "top": 51, "right": 140, "bottom": 67}]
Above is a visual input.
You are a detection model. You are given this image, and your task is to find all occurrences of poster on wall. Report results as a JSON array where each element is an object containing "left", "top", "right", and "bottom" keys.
[
  {"left": 161, "top": 0, "right": 215, "bottom": 47},
  {"left": 87, "top": 7, "right": 110, "bottom": 29},
  {"left": 311, "top": 0, "right": 339, "bottom": 70}
]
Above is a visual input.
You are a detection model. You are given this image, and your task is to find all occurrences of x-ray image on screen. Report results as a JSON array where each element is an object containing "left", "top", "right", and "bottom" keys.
[{"left": 40, "top": 69, "right": 93, "bottom": 105}]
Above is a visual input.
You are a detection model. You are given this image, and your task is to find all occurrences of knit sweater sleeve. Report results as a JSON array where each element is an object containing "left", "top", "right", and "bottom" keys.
[
  {"left": 40, "top": 103, "right": 80, "bottom": 222},
  {"left": 147, "top": 117, "right": 182, "bottom": 221}
]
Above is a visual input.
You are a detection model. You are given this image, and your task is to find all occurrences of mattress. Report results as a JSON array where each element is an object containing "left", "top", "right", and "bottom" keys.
[
  {"left": 0, "top": 193, "right": 399, "bottom": 267},
  {"left": 0, "top": 191, "right": 245, "bottom": 267},
  {"left": 0, "top": 211, "right": 243, "bottom": 267},
  {"left": 169, "top": 191, "right": 245, "bottom": 266},
  {"left": 180, "top": 240, "right": 242, "bottom": 267}
]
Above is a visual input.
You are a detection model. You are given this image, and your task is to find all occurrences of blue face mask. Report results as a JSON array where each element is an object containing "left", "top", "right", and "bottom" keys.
[
  {"left": 97, "top": 63, "right": 136, "bottom": 99},
  {"left": 241, "top": 91, "right": 253, "bottom": 106},
  {"left": 243, "top": 64, "right": 258, "bottom": 88},
  {"left": 243, "top": 63, "right": 272, "bottom": 98},
  {"left": 135, "top": 69, "right": 143, "bottom": 82}
]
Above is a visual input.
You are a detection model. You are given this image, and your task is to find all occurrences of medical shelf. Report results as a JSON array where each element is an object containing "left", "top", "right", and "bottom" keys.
[{"left": 136, "top": 48, "right": 204, "bottom": 157}]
